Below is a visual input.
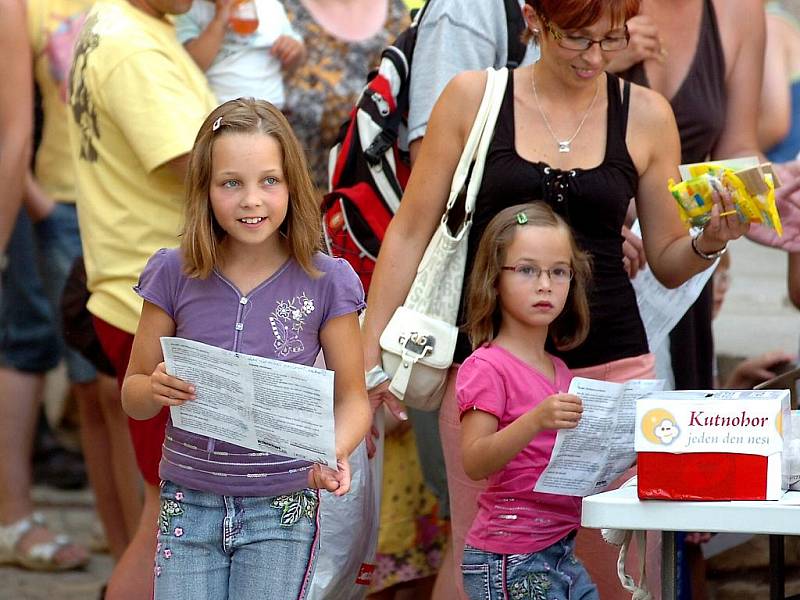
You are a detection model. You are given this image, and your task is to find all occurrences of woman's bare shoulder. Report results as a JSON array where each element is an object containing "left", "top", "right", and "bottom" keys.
[
  {"left": 439, "top": 70, "right": 490, "bottom": 109},
  {"left": 626, "top": 81, "right": 676, "bottom": 133},
  {"left": 713, "top": 0, "right": 765, "bottom": 46},
  {"left": 623, "top": 80, "right": 680, "bottom": 170},
  {"left": 714, "top": 0, "right": 763, "bottom": 24},
  {"left": 432, "top": 69, "right": 492, "bottom": 136}
]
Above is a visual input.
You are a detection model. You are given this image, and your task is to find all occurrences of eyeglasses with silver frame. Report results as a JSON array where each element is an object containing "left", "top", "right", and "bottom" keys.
[
  {"left": 545, "top": 21, "right": 629, "bottom": 52},
  {"left": 501, "top": 264, "right": 574, "bottom": 283}
]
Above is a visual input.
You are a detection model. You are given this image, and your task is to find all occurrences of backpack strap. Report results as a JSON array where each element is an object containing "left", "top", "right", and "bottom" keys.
[
  {"left": 413, "top": 0, "right": 434, "bottom": 27},
  {"left": 503, "top": 0, "right": 527, "bottom": 68}
]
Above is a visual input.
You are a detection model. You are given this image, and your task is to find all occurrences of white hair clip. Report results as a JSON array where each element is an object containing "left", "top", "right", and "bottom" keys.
[{"left": 212, "top": 117, "right": 223, "bottom": 131}]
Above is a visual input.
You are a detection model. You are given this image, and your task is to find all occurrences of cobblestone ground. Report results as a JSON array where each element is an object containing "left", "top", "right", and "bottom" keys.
[{"left": 0, "top": 486, "right": 113, "bottom": 599}]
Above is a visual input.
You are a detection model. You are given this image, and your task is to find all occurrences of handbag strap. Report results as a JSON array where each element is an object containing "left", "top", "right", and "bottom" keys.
[
  {"left": 442, "top": 67, "right": 509, "bottom": 228},
  {"left": 464, "top": 68, "right": 507, "bottom": 216}
]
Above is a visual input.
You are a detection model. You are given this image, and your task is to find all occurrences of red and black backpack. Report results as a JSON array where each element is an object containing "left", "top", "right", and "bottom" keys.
[{"left": 322, "top": 0, "right": 527, "bottom": 293}]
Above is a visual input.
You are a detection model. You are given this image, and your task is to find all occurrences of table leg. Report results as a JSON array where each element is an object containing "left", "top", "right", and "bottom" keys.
[
  {"left": 662, "top": 531, "right": 677, "bottom": 600},
  {"left": 769, "top": 534, "right": 785, "bottom": 600}
]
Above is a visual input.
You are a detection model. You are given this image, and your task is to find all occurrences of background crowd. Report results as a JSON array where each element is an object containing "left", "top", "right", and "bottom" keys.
[{"left": 1, "top": 0, "right": 800, "bottom": 599}]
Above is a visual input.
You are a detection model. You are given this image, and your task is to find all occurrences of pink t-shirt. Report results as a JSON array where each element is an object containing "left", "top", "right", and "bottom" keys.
[{"left": 456, "top": 344, "right": 582, "bottom": 555}]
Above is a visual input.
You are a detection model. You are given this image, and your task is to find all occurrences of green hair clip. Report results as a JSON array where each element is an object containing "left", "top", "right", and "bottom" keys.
[{"left": 515, "top": 212, "right": 528, "bottom": 225}]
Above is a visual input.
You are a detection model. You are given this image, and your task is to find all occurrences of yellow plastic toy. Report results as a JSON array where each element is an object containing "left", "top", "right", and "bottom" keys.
[{"left": 668, "top": 163, "right": 783, "bottom": 236}]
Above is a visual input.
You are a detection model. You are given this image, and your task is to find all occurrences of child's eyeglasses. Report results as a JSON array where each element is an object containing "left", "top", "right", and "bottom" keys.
[
  {"left": 501, "top": 264, "right": 574, "bottom": 283},
  {"left": 545, "top": 21, "right": 630, "bottom": 52}
]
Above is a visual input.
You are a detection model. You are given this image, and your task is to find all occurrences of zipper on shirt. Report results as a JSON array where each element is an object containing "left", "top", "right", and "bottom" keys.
[{"left": 233, "top": 295, "right": 248, "bottom": 351}]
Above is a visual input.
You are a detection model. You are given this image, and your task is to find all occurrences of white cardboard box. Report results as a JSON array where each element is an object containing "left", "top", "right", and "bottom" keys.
[{"left": 635, "top": 389, "right": 791, "bottom": 500}]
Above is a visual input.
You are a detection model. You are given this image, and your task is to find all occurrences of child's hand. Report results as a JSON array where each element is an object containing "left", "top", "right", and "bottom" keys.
[
  {"left": 271, "top": 35, "right": 306, "bottom": 69},
  {"left": 307, "top": 456, "right": 352, "bottom": 496},
  {"left": 533, "top": 393, "right": 583, "bottom": 430},
  {"left": 212, "top": 0, "right": 236, "bottom": 26},
  {"left": 150, "top": 362, "right": 196, "bottom": 407}
]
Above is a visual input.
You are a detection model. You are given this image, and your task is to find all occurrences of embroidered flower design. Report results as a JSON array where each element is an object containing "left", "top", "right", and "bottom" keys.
[
  {"left": 268, "top": 293, "right": 314, "bottom": 357},
  {"left": 509, "top": 573, "right": 551, "bottom": 600},
  {"left": 174, "top": 527, "right": 184, "bottom": 537},
  {"left": 269, "top": 490, "right": 318, "bottom": 527},
  {"left": 154, "top": 565, "right": 162, "bottom": 577},
  {"left": 274, "top": 300, "right": 292, "bottom": 319},
  {"left": 174, "top": 491, "right": 184, "bottom": 501},
  {"left": 156, "top": 542, "right": 162, "bottom": 553},
  {"left": 163, "top": 548, "right": 173, "bottom": 559},
  {"left": 158, "top": 499, "right": 184, "bottom": 534}
]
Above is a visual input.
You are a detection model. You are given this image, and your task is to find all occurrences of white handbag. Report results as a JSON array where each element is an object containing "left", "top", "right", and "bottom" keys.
[{"left": 379, "top": 67, "right": 508, "bottom": 411}]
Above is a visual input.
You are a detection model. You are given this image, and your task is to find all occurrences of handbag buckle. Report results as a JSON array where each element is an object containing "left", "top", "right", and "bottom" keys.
[{"left": 399, "top": 332, "right": 435, "bottom": 359}]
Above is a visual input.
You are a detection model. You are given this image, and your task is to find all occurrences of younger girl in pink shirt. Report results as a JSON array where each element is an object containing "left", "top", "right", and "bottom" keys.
[{"left": 457, "top": 202, "right": 597, "bottom": 599}]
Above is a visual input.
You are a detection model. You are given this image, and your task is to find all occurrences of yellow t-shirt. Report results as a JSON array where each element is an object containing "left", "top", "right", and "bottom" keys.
[
  {"left": 28, "top": 0, "right": 94, "bottom": 202},
  {"left": 403, "top": 0, "right": 424, "bottom": 10},
  {"left": 67, "top": 0, "right": 217, "bottom": 334}
]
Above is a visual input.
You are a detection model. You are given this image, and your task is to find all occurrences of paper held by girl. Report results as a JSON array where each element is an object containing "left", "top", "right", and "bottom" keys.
[
  {"left": 634, "top": 389, "right": 791, "bottom": 501},
  {"left": 668, "top": 158, "right": 784, "bottom": 234}
]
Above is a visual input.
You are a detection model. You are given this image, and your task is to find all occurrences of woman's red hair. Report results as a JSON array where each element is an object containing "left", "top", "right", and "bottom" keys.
[{"left": 526, "top": 0, "right": 640, "bottom": 30}]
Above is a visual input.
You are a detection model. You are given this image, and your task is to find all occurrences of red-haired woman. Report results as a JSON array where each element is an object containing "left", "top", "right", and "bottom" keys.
[{"left": 362, "top": 0, "right": 750, "bottom": 597}]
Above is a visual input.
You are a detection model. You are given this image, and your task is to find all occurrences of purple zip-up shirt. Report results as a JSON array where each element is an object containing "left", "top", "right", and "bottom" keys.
[{"left": 135, "top": 248, "right": 365, "bottom": 496}]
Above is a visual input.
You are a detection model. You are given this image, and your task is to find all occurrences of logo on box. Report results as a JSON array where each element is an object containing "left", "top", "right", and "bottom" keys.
[{"left": 641, "top": 408, "right": 680, "bottom": 445}]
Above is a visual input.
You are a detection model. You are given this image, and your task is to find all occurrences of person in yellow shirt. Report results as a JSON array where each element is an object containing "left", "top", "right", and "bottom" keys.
[
  {"left": 0, "top": 0, "right": 100, "bottom": 577},
  {"left": 67, "top": 0, "right": 216, "bottom": 595}
]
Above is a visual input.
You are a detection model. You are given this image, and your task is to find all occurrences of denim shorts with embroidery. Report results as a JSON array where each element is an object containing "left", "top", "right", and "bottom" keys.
[
  {"left": 461, "top": 533, "right": 599, "bottom": 600},
  {"left": 154, "top": 480, "right": 320, "bottom": 599}
]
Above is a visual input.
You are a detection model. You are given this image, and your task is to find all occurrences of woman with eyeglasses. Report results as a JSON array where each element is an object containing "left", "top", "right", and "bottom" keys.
[{"left": 362, "top": 0, "right": 749, "bottom": 597}]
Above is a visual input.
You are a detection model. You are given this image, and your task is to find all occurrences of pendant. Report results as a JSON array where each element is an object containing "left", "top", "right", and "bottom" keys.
[{"left": 558, "top": 141, "right": 571, "bottom": 153}]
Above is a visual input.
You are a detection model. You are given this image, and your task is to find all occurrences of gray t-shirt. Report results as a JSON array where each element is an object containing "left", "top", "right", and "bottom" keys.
[
  {"left": 135, "top": 248, "right": 365, "bottom": 496},
  {"left": 407, "top": 0, "right": 537, "bottom": 143}
]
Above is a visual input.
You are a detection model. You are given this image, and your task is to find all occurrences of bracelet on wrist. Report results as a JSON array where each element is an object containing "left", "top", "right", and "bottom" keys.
[
  {"left": 691, "top": 230, "right": 728, "bottom": 261},
  {"left": 365, "top": 365, "right": 390, "bottom": 390}
]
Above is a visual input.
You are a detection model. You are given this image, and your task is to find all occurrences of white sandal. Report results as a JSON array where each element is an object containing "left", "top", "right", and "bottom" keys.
[{"left": 0, "top": 512, "right": 88, "bottom": 571}]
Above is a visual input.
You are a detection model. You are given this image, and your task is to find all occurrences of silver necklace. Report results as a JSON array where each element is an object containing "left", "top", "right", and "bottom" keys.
[{"left": 531, "top": 67, "right": 599, "bottom": 153}]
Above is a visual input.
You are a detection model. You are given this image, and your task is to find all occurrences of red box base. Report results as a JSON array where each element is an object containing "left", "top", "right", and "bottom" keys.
[{"left": 638, "top": 452, "right": 769, "bottom": 500}]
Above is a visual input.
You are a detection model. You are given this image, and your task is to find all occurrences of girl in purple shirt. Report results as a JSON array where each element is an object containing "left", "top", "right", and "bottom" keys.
[
  {"left": 121, "top": 99, "right": 371, "bottom": 599},
  {"left": 457, "top": 203, "right": 598, "bottom": 599}
]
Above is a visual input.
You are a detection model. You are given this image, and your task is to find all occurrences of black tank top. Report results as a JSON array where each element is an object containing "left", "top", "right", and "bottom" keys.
[
  {"left": 456, "top": 71, "right": 647, "bottom": 368},
  {"left": 621, "top": 0, "right": 726, "bottom": 163}
]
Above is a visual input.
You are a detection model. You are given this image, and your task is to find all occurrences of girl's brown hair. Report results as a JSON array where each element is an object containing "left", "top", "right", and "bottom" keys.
[
  {"left": 524, "top": 0, "right": 640, "bottom": 44},
  {"left": 465, "top": 202, "right": 592, "bottom": 351},
  {"left": 181, "top": 98, "right": 322, "bottom": 278}
]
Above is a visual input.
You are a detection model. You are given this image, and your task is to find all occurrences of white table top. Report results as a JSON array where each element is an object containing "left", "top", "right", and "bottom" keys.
[{"left": 581, "top": 485, "right": 800, "bottom": 535}]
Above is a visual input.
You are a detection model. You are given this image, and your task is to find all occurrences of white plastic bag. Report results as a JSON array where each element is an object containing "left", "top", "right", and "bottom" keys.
[{"left": 307, "top": 412, "right": 384, "bottom": 600}]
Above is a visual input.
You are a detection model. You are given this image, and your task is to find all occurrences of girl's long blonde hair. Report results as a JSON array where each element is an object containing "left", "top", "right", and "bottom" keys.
[
  {"left": 181, "top": 98, "right": 322, "bottom": 278},
  {"left": 465, "top": 202, "right": 592, "bottom": 351}
]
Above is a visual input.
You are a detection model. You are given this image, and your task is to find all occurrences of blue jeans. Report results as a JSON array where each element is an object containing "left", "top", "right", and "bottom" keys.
[
  {"left": 154, "top": 480, "right": 320, "bottom": 600},
  {"left": 461, "top": 534, "right": 599, "bottom": 600},
  {"left": 0, "top": 204, "right": 95, "bottom": 382}
]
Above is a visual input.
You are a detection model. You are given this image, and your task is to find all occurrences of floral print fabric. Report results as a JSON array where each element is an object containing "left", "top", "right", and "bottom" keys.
[
  {"left": 283, "top": 0, "right": 410, "bottom": 190},
  {"left": 369, "top": 428, "right": 449, "bottom": 593}
]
